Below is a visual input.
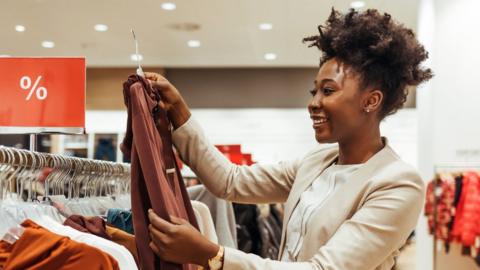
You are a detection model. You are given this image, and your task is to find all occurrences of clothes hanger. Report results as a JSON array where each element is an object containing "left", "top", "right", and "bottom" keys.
[
  {"left": 3, "top": 148, "right": 19, "bottom": 198},
  {"left": 0, "top": 147, "right": 11, "bottom": 200},
  {"left": 131, "top": 29, "right": 145, "bottom": 77}
]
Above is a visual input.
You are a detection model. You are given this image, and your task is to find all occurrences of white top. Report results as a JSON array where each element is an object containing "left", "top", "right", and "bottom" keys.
[
  {"left": 281, "top": 163, "right": 363, "bottom": 262},
  {"left": 191, "top": 200, "right": 219, "bottom": 244},
  {"left": 31, "top": 215, "right": 138, "bottom": 270}
]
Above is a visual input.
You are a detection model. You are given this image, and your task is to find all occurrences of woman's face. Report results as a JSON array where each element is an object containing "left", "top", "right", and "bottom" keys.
[{"left": 308, "top": 58, "right": 371, "bottom": 144}]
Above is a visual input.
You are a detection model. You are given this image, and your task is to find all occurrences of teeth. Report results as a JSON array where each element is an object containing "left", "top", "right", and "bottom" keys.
[{"left": 313, "top": 118, "right": 328, "bottom": 124}]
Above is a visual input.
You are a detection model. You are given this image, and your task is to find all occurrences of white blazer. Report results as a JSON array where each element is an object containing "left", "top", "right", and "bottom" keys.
[{"left": 172, "top": 117, "right": 425, "bottom": 270}]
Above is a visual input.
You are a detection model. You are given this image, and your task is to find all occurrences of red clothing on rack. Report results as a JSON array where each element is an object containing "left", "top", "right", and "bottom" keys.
[
  {"left": 451, "top": 171, "right": 480, "bottom": 247},
  {"left": 424, "top": 176, "right": 455, "bottom": 241},
  {"left": 121, "top": 75, "right": 198, "bottom": 270}
]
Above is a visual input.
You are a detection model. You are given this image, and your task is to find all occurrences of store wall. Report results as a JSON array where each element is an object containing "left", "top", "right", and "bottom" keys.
[
  {"left": 86, "top": 68, "right": 165, "bottom": 110},
  {"left": 167, "top": 68, "right": 317, "bottom": 108},
  {"left": 85, "top": 67, "right": 417, "bottom": 110},
  {"left": 417, "top": 0, "right": 480, "bottom": 269},
  {"left": 167, "top": 68, "right": 416, "bottom": 108}
]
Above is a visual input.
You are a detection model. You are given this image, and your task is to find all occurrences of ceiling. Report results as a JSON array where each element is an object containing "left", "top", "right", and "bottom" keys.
[{"left": 0, "top": 0, "right": 420, "bottom": 67}]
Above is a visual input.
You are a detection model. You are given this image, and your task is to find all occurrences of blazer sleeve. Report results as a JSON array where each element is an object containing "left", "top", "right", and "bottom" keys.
[
  {"left": 308, "top": 171, "right": 425, "bottom": 270},
  {"left": 172, "top": 116, "right": 301, "bottom": 204},
  {"left": 223, "top": 247, "right": 315, "bottom": 270}
]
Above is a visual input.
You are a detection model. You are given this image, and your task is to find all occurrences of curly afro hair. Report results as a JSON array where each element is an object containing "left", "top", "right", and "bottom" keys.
[{"left": 303, "top": 8, "right": 433, "bottom": 118}]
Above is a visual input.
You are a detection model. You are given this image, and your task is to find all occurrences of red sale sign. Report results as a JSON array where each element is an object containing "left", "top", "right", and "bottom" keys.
[{"left": 0, "top": 57, "right": 85, "bottom": 134}]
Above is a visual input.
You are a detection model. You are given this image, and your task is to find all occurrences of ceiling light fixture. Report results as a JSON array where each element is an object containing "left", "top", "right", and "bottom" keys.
[
  {"left": 94, "top": 24, "right": 109, "bottom": 32},
  {"left": 130, "top": 54, "right": 143, "bottom": 61},
  {"left": 350, "top": 1, "right": 365, "bottom": 9},
  {"left": 0, "top": 55, "right": 11, "bottom": 57},
  {"left": 259, "top": 23, "right": 273, "bottom": 30},
  {"left": 264, "top": 53, "right": 277, "bottom": 61},
  {"left": 161, "top": 2, "right": 176, "bottom": 10},
  {"left": 187, "top": 40, "right": 201, "bottom": 48},
  {"left": 15, "top": 25, "right": 26, "bottom": 32},
  {"left": 41, "top": 41, "right": 55, "bottom": 48}
]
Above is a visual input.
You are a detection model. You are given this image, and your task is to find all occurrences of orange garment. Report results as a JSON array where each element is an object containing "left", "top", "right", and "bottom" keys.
[
  {"left": 0, "top": 219, "right": 119, "bottom": 270},
  {"left": 106, "top": 225, "right": 139, "bottom": 265}
]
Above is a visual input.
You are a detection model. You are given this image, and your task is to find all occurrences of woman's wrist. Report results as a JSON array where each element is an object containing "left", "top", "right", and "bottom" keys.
[
  {"left": 197, "top": 242, "right": 221, "bottom": 268},
  {"left": 168, "top": 100, "right": 191, "bottom": 129}
]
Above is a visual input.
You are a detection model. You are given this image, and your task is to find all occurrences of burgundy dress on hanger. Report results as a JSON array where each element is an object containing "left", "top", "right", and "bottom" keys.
[{"left": 121, "top": 75, "right": 198, "bottom": 270}]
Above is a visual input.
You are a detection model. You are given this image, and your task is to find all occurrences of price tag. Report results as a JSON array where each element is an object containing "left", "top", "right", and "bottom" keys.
[{"left": 0, "top": 57, "right": 85, "bottom": 134}]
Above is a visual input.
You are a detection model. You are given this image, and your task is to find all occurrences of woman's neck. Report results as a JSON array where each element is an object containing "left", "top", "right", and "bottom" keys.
[{"left": 337, "top": 127, "right": 384, "bottom": 165}]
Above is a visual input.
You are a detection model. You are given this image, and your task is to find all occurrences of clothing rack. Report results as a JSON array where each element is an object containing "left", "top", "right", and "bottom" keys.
[
  {"left": 0, "top": 145, "right": 131, "bottom": 200},
  {"left": 432, "top": 163, "right": 480, "bottom": 270},
  {"left": 0, "top": 145, "right": 130, "bottom": 174}
]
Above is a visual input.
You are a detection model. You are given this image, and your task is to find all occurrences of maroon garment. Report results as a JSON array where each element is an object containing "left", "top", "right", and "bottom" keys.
[
  {"left": 64, "top": 215, "right": 112, "bottom": 240},
  {"left": 121, "top": 75, "right": 198, "bottom": 270}
]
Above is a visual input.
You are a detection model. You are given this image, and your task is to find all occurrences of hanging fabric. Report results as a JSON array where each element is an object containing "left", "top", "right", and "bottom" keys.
[
  {"left": 425, "top": 170, "right": 480, "bottom": 268},
  {"left": 121, "top": 75, "right": 198, "bottom": 270}
]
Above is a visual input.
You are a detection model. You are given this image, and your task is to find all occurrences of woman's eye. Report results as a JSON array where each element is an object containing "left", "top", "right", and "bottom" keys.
[
  {"left": 322, "top": 88, "right": 334, "bottom": 95},
  {"left": 309, "top": 89, "right": 317, "bottom": 96}
]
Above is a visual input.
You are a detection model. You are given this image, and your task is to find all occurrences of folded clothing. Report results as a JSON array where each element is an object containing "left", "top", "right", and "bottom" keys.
[
  {"left": 107, "top": 209, "right": 134, "bottom": 235},
  {"left": 64, "top": 215, "right": 112, "bottom": 240}
]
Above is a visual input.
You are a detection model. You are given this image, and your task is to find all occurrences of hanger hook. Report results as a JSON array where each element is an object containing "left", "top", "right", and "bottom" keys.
[{"left": 131, "top": 29, "right": 144, "bottom": 77}]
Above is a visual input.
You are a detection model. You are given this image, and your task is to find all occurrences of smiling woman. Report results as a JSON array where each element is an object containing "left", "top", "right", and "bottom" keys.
[{"left": 144, "top": 8, "right": 432, "bottom": 270}]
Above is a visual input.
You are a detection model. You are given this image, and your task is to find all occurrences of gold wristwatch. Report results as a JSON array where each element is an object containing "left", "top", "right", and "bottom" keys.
[{"left": 199, "top": 246, "right": 224, "bottom": 270}]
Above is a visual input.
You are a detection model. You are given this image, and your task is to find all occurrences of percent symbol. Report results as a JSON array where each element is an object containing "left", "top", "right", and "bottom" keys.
[{"left": 20, "top": 76, "right": 48, "bottom": 101}]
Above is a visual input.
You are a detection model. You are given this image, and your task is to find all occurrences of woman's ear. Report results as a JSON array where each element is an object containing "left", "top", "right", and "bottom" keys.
[{"left": 363, "top": 89, "right": 383, "bottom": 113}]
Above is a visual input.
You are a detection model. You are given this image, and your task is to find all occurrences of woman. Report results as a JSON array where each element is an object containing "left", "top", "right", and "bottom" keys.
[{"left": 145, "top": 8, "right": 432, "bottom": 270}]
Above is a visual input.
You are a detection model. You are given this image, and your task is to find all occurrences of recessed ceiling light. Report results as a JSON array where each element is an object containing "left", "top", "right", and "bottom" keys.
[
  {"left": 259, "top": 23, "right": 273, "bottom": 30},
  {"left": 161, "top": 2, "right": 176, "bottom": 10},
  {"left": 15, "top": 25, "right": 26, "bottom": 32},
  {"left": 350, "top": 1, "right": 365, "bottom": 8},
  {"left": 264, "top": 53, "right": 277, "bottom": 61},
  {"left": 41, "top": 41, "right": 55, "bottom": 48},
  {"left": 130, "top": 54, "right": 143, "bottom": 61},
  {"left": 94, "top": 24, "right": 108, "bottom": 32},
  {"left": 187, "top": 40, "right": 201, "bottom": 48}
]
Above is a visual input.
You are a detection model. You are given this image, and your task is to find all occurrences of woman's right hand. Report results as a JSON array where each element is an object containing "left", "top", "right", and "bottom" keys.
[{"left": 145, "top": 72, "right": 191, "bottom": 128}]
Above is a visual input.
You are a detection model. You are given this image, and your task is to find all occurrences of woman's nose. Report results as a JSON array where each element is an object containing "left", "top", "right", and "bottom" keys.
[{"left": 308, "top": 93, "right": 322, "bottom": 111}]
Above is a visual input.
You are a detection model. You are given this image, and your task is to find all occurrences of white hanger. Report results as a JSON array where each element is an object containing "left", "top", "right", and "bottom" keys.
[{"left": 131, "top": 29, "right": 145, "bottom": 77}]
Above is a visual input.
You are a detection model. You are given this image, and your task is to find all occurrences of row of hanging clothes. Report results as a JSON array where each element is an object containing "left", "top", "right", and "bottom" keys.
[
  {"left": 0, "top": 145, "right": 139, "bottom": 270},
  {"left": 0, "top": 143, "right": 284, "bottom": 270},
  {"left": 0, "top": 145, "right": 233, "bottom": 270},
  {"left": 424, "top": 169, "right": 480, "bottom": 267}
]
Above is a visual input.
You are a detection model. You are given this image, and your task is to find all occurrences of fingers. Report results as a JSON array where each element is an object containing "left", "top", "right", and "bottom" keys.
[
  {"left": 144, "top": 72, "right": 165, "bottom": 81},
  {"left": 169, "top": 215, "right": 188, "bottom": 225},
  {"left": 148, "top": 79, "right": 170, "bottom": 91},
  {"left": 158, "top": 100, "right": 166, "bottom": 110},
  {"left": 148, "top": 209, "right": 175, "bottom": 233},
  {"left": 149, "top": 224, "right": 169, "bottom": 245},
  {"left": 149, "top": 241, "right": 161, "bottom": 255}
]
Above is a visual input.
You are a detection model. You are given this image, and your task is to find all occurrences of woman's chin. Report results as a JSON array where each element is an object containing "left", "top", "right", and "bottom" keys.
[{"left": 315, "top": 132, "right": 335, "bottom": 144}]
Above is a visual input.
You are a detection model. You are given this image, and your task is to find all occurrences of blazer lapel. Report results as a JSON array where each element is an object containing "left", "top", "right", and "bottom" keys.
[
  {"left": 283, "top": 148, "right": 339, "bottom": 228},
  {"left": 278, "top": 146, "right": 339, "bottom": 258}
]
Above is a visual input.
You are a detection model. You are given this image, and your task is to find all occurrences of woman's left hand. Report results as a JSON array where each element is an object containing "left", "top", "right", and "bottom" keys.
[{"left": 148, "top": 209, "right": 220, "bottom": 267}]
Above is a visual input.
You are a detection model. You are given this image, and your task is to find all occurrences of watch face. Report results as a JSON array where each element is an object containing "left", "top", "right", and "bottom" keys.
[{"left": 209, "top": 260, "right": 222, "bottom": 270}]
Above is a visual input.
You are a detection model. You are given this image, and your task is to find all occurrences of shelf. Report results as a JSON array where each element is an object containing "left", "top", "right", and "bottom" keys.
[{"left": 63, "top": 142, "right": 88, "bottom": 149}]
